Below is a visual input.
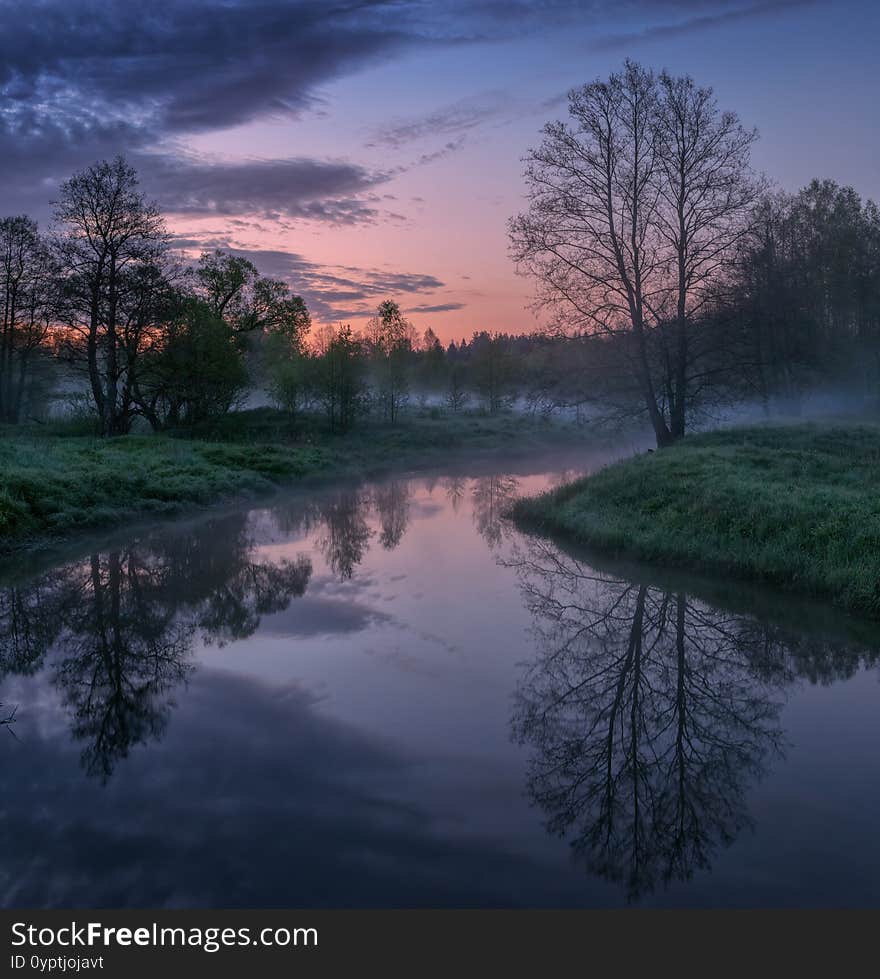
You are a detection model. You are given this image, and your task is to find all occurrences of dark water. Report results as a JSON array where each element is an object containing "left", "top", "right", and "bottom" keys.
[{"left": 3, "top": 447, "right": 880, "bottom": 908}]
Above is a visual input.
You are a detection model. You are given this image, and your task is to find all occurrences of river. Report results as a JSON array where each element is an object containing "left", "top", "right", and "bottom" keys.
[{"left": 2, "top": 444, "right": 879, "bottom": 907}]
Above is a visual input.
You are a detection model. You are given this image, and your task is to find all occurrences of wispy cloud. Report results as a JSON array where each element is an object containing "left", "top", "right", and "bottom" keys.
[
  {"left": 414, "top": 138, "right": 467, "bottom": 167},
  {"left": 367, "top": 92, "right": 511, "bottom": 149},
  {"left": 406, "top": 302, "right": 466, "bottom": 314},
  {"left": 592, "top": 0, "right": 819, "bottom": 50}
]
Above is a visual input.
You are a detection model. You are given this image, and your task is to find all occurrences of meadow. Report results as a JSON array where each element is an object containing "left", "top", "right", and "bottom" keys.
[{"left": 512, "top": 424, "right": 880, "bottom": 617}]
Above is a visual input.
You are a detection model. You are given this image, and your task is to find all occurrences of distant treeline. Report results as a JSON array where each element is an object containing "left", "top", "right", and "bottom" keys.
[
  {"left": 0, "top": 156, "right": 564, "bottom": 435},
  {"left": 0, "top": 154, "right": 585, "bottom": 435},
  {"left": 2, "top": 143, "right": 879, "bottom": 439}
]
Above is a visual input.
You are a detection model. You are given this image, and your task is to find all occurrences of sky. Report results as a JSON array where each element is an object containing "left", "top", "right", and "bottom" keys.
[{"left": 0, "top": 0, "right": 877, "bottom": 342}]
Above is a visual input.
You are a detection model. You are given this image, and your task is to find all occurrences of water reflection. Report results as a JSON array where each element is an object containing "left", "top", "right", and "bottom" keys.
[
  {"left": 0, "top": 480, "right": 419, "bottom": 780},
  {"left": 508, "top": 539, "right": 878, "bottom": 901},
  {"left": 55, "top": 552, "right": 196, "bottom": 780},
  {"left": 442, "top": 475, "right": 467, "bottom": 512},
  {"left": 0, "top": 702, "right": 17, "bottom": 735},
  {"left": 3, "top": 462, "right": 879, "bottom": 908},
  {"left": 0, "top": 517, "right": 312, "bottom": 779},
  {"left": 1, "top": 467, "right": 533, "bottom": 781},
  {"left": 312, "top": 491, "right": 374, "bottom": 580},
  {"left": 374, "top": 480, "right": 411, "bottom": 550},
  {"left": 471, "top": 475, "right": 519, "bottom": 548}
]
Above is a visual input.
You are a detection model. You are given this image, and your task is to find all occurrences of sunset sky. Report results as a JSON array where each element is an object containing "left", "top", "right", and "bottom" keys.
[{"left": 1, "top": 0, "right": 877, "bottom": 342}]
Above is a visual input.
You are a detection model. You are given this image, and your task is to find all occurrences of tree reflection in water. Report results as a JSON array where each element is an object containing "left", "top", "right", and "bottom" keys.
[
  {"left": 54, "top": 551, "right": 196, "bottom": 780},
  {"left": 0, "top": 470, "right": 530, "bottom": 783},
  {"left": 441, "top": 475, "right": 467, "bottom": 513},
  {"left": 3, "top": 470, "right": 875, "bottom": 897},
  {"left": 0, "top": 477, "right": 427, "bottom": 780},
  {"left": 0, "top": 478, "right": 430, "bottom": 779},
  {"left": 507, "top": 538, "right": 872, "bottom": 901},
  {"left": 471, "top": 475, "right": 518, "bottom": 548},
  {"left": 272, "top": 482, "right": 413, "bottom": 580},
  {"left": 0, "top": 513, "right": 313, "bottom": 780},
  {"left": 374, "top": 480, "right": 411, "bottom": 550},
  {"left": 313, "top": 491, "right": 374, "bottom": 580}
]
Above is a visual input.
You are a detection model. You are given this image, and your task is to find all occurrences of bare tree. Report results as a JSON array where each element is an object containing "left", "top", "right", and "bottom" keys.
[
  {"left": 511, "top": 62, "right": 671, "bottom": 444},
  {"left": 510, "top": 61, "right": 758, "bottom": 445},
  {"left": 54, "top": 157, "right": 168, "bottom": 435}
]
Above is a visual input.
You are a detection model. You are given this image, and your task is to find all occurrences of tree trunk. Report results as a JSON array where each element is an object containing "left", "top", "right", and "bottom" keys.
[
  {"left": 631, "top": 323, "right": 673, "bottom": 447},
  {"left": 670, "top": 321, "right": 688, "bottom": 441},
  {"left": 87, "top": 286, "right": 106, "bottom": 432},
  {"left": 105, "top": 255, "right": 119, "bottom": 435}
]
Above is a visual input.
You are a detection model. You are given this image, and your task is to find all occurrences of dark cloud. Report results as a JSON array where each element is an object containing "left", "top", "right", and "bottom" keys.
[
  {"left": 0, "top": 1, "right": 414, "bottom": 221},
  {"left": 0, "top": 1, "right": 412, "bottom": 136},
  {"left": 143, "top": 154, "right": 390, "bottom": 223},
  {"left": 0, "top": 111, "right": 152, "bottom": 218},
  {"left": 0, "top": 1, "right": 786, "bottom": 151},
  {"left": 0, "top": 138, "right": 390, "bottom": 227},
  {"left": 0, "top": 1, "right": 813, "bottom": 225},
  {"left": 0, "top": 84, "right": 390, "bottom": 225}
]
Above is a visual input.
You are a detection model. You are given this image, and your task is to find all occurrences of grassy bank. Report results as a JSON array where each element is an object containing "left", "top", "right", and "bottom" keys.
[
  {"left": 0, "top": 409, "right": 582, "bottom": 552},
  {"left": 512, "top": 424, "right": 880, "bottom": 617}
]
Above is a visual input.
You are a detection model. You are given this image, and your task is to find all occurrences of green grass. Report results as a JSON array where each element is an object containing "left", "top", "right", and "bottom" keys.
[
  {"left": 0, "top": 435, "right": 331, "bottom": 544},
  {"left": 511, "top": 423, "right": 880, "bottom": 618},
  {"left": 0, "top": 408, "right": 582, "bottom": 551}
]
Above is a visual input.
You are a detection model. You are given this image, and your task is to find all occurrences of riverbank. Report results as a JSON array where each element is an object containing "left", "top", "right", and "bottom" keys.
[
  {"left": 0, "top": 409, "right": 590, "bottom": 553},
  {"left": 511, "top": 423, "right": 880, "bottom": 618}
]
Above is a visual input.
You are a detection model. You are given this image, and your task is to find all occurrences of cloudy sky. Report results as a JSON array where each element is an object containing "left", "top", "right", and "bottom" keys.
[{"left": 0, "top": 0, "right": 876, "bottom": 340}]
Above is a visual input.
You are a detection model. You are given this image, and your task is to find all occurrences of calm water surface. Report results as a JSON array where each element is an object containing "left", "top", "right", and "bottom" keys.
[{"left": 2, "top": 446, "right": 880, "bottom": 907}]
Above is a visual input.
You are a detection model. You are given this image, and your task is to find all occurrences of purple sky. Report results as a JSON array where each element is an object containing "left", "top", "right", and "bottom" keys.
[{"left": 0, "top": 0, "right": 876, "bottom": 340}]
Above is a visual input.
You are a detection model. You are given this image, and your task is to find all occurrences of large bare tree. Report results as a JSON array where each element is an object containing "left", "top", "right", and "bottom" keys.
[{"left": 510, "top": 61, "right": 757, "bottom": 445}]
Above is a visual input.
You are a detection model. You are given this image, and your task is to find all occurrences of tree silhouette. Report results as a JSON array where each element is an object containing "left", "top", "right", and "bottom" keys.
[
  {"left": 0, "top": 514, "right": 314, "bottom": 779},
  {"left": 54, "top": 157, "right": 167, "bottom": 436},
  {"left": 510, "top": 62, "right": 758, "bottom": 445},
  {"left": 196, "top": 553, "right": 312, "bottom": 644},
  {"left": 509, "top": 539, "right": 790, "bottom": 900},
  {"left": 0, "top": 215, "right": 58, "bottom": 423},
  {"left": 53, "top": 551, "right": 195, "bottom": 781},
  {"left": 0, "top": 575, "right": 64, "bottom": 680}
]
